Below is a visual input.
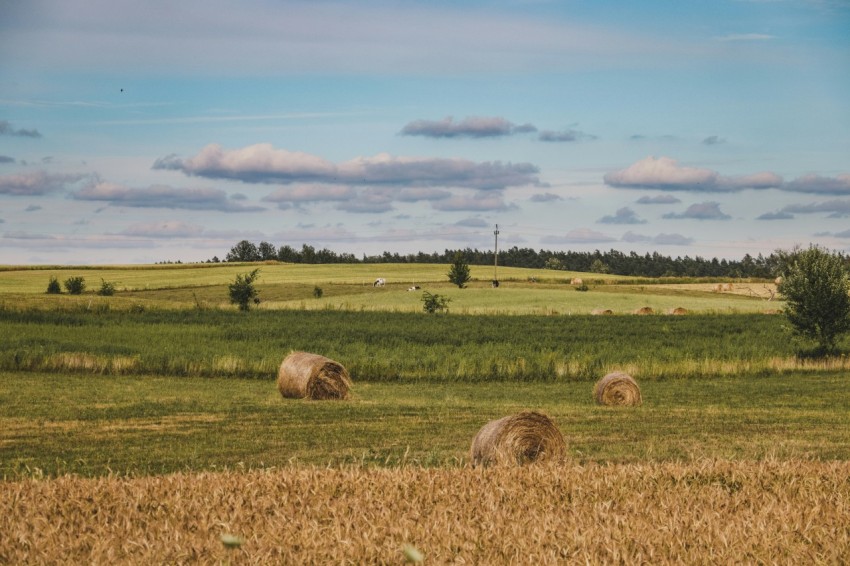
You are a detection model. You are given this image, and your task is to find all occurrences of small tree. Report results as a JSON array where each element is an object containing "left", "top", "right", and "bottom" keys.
[
  {"left": 228, "top": 268, "right": 260, "bottom": 311},
  {"left": 63, "top": 276, "right": 86, "bottom": 295},
  {"left": 46, "top": 276, "right": 61, "bottom": 294},
  {"left": 313, "top": 286, "right": 324, "bottom": 299},
  {"left": 225, "top": 240, "right": 260, "bottom": 262},
  {"left": 447, "top": 252, "right": 471, "bottom": 289},
  {"left": 778, "top": 245, "right": 850, "bottom": 354},
  {"left": 422, "top": 291, "right": 451, "bottom": 313}
]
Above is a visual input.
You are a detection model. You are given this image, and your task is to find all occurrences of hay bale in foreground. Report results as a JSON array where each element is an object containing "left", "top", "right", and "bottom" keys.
[
  {"left": 470, "top": 411, "right": 566, "bottom": 467},
  {"left": 277, "top": 352, "right": 352, "bottom": 400},
  {"left": 593, "top": 372, "right": 642, "bottom": 407},
  {"left": 633, "top": 306, "right": 654, "bottom": 315},
  {"left": 591, "top": 308, "right": 613, "bottom": 315}
]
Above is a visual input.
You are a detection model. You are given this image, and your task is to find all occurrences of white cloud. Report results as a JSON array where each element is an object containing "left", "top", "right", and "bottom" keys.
[
  {"left": 73, "top": 181, "right": 265, "bottom": 212},
  {"left": 400, "top": 116, "right": 536, "bottom": 138},
  {"left": 0, "top": 170, "right": 89, "bottom": 196},
  {"left": 604, "top": 156, "right": 783, "bottom": 192},
  {"left": 120, "top": 221, "right": 206, "bottom": 238},
  {"left": 597, "top": 207, "right": 646, "bottom": 225},
  {"left": 663, "top": 201, "right": 731, "bottom": 220},
  {"left": 155, "top": 143, "right": 541, "bottom": 191},
  {"left": 783, "top": 174, "right": 850, "bottom": 195},
  {"left": 541, "top": 228, "right": 617, "bottom": 244}
]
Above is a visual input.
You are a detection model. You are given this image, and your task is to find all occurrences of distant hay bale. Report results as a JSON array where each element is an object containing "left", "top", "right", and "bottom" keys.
[
  {"left": 277, "top": 352, "right": 352, "bottom": 400},
  {"left": 570, "top": 278, "right": 583, "bottom": 285},
  {"left": 591, "top": 308, "right": 613, "bottom": 315},
  {"left": 721, "top": 283, "right": 734, "bottom": 292},
  {"left": 470, "top": 411, "right": 566, "bottom": 467},
  {"left": 774, "top": 276, "right": 783, "bottom": 285},
  {"left": 668, "top": 307, "right": 688, "bottom": 315},
  {"left": 713, "top": 284, "right": 723, "bottom": 292},
  {"left": 593, "top": 372, "right": 642, "bottom": 407},
  {"left": 633, "top": 306, "right": 654, "bottom": 315}
]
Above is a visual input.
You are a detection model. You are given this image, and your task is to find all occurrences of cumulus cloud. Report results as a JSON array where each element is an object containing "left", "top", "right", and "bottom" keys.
[
  {"left": 541, "top": 228, "right": 617, "bottom": 244},
  {"left": 621, "top": 231, "right": 694, "bottom": 245},
  {"left": 455, "top": 217, "right": 489, "bottom": 228},
  {"left": 262, "top": 184, "right": 356, "bottom": 204},
  {"left": 431, "top": 192, "right": 514, "bottom": 212},
  {"left": 636, "top": 194, "right": 681, "bottom": 204},
  {"left": 604, "top": 156, "right": 782, "bottom": 192},
  {"left": 783, "top": 174, "right": 850, "bottom": 195},
  {"left": 597, "top": 206, "right": 646, "bottom": 225},
  {"left": 0, "top": 156, "right": 15, "bottom": 164},
  {"left": 780, "top": 199, "right": 850, "bottom": 217},
  {"left": 73, "top": 181, "right": 265, "bottom": 212},
  {"left": 0, "top": 170, "right": 89, "bottom": 195},
  {"left": 400, "top": 116, "right": 536, "bottom": 138},
  {"left": 663, "top": 201, "right": 731, "bottom": 220},
  {"left": 154, "top": 143, "right": 541, "bottom": 191},
  {"left": 757, "top": 211, "right": 795, "bottom": 220},
  {"left": 529, "top": 192, "right": 563, "bottom": 202},
  {"left": 336, "top": 188, "right": 395, "bottom": 214},
  {"left": 120, "top": 220, "right": 206, "bottom": 238},
  {"left": 0, "top": 120, "right": 42, "bottom": 138},
  {"left": 396, "top": 187, "right": 453, "bottom": 202},
  {"left": 538, "top": 129, "right": 596, "bottom": 142}
]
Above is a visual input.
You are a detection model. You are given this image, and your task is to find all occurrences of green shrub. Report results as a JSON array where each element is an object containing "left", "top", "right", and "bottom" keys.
[
  {"left": 421, "top": 291, "right": 450, "bottom": 314},
  {"left": 97, "top": 279, "right": 116, "bottom": 296},
  {"left": 228, "top": 269, "right": 260, "bottom": 311},
  {"left": 46, "top": 277, "right": 61, "bottom": 294},
  {"left": 313, "top": 286, "right": 324, "bottom": 299},
  {"left": 63, "top": 276, "right": 86, "bottom": 295}
]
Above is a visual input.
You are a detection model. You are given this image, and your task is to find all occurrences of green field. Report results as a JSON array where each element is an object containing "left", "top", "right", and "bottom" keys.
[
  {"left": 1, "top": 261, "right": 846, "bottom": 480},
  {"left": 3, "top": 371, "right": 849, "bottom": 478}
]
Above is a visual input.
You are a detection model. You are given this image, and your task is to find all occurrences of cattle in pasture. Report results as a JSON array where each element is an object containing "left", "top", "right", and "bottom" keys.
[
  {"left": 373, "top": 278, "right": 386, "bottom": 287},
  {"left": 407, "top": 285, "right": 421, "bottom": 291}
]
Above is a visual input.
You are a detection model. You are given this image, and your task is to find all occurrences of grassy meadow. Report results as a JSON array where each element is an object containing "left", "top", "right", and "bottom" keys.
[{"left": 2, "top": 261, "right": 849, "bottom": 563}]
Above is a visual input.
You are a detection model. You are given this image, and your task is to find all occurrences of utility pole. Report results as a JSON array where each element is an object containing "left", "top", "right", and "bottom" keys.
[{"left": 493, "top": 224, "right": 500, "bottom": 286}]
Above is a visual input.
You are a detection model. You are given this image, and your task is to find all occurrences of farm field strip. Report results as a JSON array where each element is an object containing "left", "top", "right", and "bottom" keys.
[
  {"left": 2, "top": 460, "right": 848, "bottom": 564},
  {"left": 3, "top": 373, "right": 850, "bottom": 478}
]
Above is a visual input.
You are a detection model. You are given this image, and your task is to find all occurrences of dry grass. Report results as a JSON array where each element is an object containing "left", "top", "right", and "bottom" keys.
[{"left": 2, "top": 460, "right": 848, "bottom": 564}]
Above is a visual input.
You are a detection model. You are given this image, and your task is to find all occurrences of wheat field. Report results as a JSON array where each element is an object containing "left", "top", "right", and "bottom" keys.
[{"left": 3, "top": 459, "right": 848, "bottom": 564}]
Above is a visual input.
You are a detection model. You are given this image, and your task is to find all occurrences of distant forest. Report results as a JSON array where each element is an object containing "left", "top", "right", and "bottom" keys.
[{"left": 208, "top": 239, "right": 792, "bottom": 279}]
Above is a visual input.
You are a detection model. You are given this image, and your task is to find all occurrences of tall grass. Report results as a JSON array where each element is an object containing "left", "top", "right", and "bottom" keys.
[{"left": 0, "top": 307, "right": 812, "bottom": 381}]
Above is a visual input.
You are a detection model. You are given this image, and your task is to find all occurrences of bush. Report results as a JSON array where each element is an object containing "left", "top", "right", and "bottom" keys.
[
  {"left": 422, "top": 291, "right": 451, "bottom": 314},
  {"left": 228, "top": 269, "right": 260, "bottom": 311},
  {"left": 313, "top": 286, "right": 324, "bottom": 299},
  {"left": 46, "top": 276, "right": 61, "bottom": 294},
  {"left": 63, "top": 276, "right": 86, "bottom": 295},
  {"left": 97, "top": 279, "right": 116, "bottom": 296},
  {"left": 575, "top": 283, "right": 589, "bottom": 292}
]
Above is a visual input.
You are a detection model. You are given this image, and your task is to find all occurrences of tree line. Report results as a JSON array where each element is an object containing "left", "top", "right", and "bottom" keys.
[{"left": 210, "top": 239, "right": 811, "bottom": 279}]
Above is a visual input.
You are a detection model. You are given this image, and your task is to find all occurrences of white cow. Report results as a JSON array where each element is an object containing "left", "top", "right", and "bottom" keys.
[
  {"left": 373, "top": 278, "right": 386, "bottom": 287},
  {"left": 407, "top": 285, "right": 421, "bottom": 292}
]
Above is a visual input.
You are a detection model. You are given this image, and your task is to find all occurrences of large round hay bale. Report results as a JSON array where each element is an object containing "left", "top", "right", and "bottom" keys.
[
  {"left": 593, "top": 372, "right": 642, "bottom": 406},
  {"left": 633, "top": 306, "right": 654, "bottom": 315},
  {"left": 469, "top": 411, "right": 566, "bottom": 467},
  {"left": 668, "top": 307, "right": 688, "bottom": 315},
  {"left": 591, "top": 308, "right": 613, "bottom": 315},
  {"left": 277, "top": 352, "right": 352, "bottom": 400}
]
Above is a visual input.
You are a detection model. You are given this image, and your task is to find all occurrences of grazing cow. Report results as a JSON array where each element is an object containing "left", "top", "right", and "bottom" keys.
[
  {"left": 407, "top": 285, "right": 421, "bottom": 291},
  {"left": 373, "top": 278, "right": 386, "bottom": 287}
]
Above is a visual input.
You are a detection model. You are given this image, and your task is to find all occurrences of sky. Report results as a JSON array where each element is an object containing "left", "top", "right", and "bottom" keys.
[{"left": 1, "top": 0, "right": 848, "bottom": 265}]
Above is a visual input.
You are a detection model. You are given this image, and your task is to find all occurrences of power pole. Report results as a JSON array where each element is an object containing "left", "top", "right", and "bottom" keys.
[{"left": 493, "top": 224, "right": 500, "bottom": 285}]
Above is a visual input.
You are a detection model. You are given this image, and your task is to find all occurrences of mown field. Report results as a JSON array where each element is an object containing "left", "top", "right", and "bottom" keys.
[{"left": 2, "top": 262, "right": 848, "bottom": 563}]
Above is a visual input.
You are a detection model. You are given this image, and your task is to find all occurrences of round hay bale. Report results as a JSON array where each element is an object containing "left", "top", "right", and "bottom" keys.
[
  {"left": 713, "top": 283, "right": 723, "bottom": 292},
  {"left": 470, "top": 411, "right": 566, "bottom": 467},
  {"left": 721, "top": 283, "right": 734, "bottom": 292},
  {"left": 593, "top": 372, "right": 642, "bottom": 406},
  {"left": 277, "top": 352, "right": 352, "bottom": 400},
  {"left": 591, "top": 308, "right": 613, "bottom": 315},
  {"left": 570, "top": 277, "right": 583, "bottom": 285},
  {"left": 633, "top": 306, "right": 654, "bottom": 315},
  {"left": 668, "top": 307, "right": 688, "bottom": 315}
]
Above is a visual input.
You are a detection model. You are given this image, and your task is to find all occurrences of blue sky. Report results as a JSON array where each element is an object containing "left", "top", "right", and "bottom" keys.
[{"left": 1, "top": 0, "right": 848, "bottom": 264}]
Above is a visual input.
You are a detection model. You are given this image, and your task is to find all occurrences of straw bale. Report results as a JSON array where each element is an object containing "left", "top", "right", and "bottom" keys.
[
  {"left": 721, "top": 283, "right": 734, "bottom": 292},
  {"left": 668, "top": 307, "right": 688, "bottom": 315},
  {"left": 570, "top": 278, "right": 583, "bottom": 285},
  {"left": 633, "top": 306, "right": 654, "bottom": 315},
  {"left": 593, "top": 371, "right": 642, "bottom": 406},
  {"left": 713, "top": 283, "right": 723, "bottom": 292},
  {"left": 470, "top": 411, "right": 566, "bottom": 467},
  {"left": 591, "top": 308, "right": 613, "bottom": 315},
  {"left": 277, "top": 352, "right": 352, "bottom": 400}
]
